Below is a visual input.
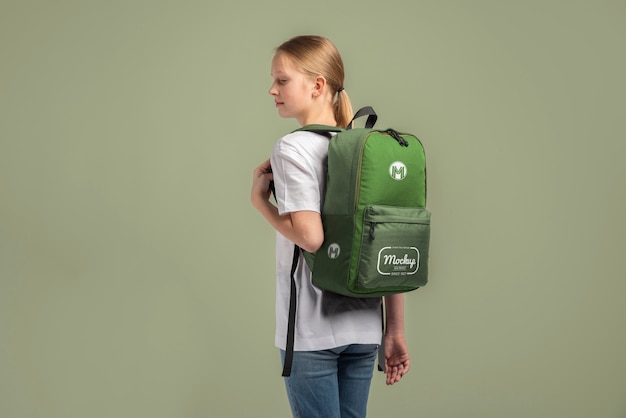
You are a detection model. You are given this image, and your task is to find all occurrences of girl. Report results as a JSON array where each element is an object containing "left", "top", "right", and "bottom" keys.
[{"left": 251, "top": 35, "right": 410, "bottom": 418}]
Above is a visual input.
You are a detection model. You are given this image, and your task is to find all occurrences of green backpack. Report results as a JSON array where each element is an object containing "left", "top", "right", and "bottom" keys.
[
  {"left": 281, "top": 107, "right": 430, "bottom": 376},
  {"left": 300, "top": 107, "right": 430, "bottom": 297}
]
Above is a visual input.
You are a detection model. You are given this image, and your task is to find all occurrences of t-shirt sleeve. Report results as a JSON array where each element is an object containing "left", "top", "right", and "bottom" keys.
[{"left": 270, "top": 134, "right": 323, "bottom": 215}]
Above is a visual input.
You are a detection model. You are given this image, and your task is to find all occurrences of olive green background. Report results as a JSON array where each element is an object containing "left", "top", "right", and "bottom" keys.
[{"left": 1, "top": 1, "right": 625, "bottom": 417}]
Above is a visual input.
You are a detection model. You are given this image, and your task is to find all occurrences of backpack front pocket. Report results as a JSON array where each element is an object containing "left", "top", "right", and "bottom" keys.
[{"left": 356, "top": 205, "right": 431, "bottom": 293}]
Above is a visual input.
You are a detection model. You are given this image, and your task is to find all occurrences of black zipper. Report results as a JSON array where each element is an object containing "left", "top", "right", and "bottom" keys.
[
  {"left": 369, "top": 222, "right": 376, "bottom": 240},
  {"left": 385, "top": 129, "right": 409, "bottom": 147}
]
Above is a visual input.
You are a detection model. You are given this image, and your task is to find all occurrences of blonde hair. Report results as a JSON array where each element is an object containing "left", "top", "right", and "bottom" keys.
[{"left": 276, "top": 35, "right": 354, "bottom": 128}]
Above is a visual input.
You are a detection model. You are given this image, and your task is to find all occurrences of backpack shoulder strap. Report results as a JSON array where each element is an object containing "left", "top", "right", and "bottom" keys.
[
  {"left": 282, "top": 244, "right": 301, "bottom": 377},
  {"left": 296, "top": 124, "right": 343, "bottom": 137},
  {"left": 294, "top": 105, "right": 377, "bottom": 133}
]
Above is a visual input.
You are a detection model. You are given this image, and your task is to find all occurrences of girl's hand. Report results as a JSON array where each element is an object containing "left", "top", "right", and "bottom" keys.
[
  {"left": 251, "top": 159, "right": 273, "bottom": 208},
  {"left": 384, "top": 332, "right": 410, "bottom": 385}
]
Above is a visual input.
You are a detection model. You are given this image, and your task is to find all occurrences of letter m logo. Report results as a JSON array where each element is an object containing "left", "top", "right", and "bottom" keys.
[
  {"left": 389, "top": 161, "right": 407, "bottom": 181},
  {"left": 327, "top": 243, "right": 341, "bottom": 259}
]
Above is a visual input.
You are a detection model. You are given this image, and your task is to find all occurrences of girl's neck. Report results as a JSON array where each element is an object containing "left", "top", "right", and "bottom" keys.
[{"left": 299, "top": 104, "right": 337, "bottom": 127}]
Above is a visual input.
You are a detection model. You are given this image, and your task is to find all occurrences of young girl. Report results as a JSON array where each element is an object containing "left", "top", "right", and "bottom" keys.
[{"left": 251, "top": 35, "right": 410, "bottom": 418}]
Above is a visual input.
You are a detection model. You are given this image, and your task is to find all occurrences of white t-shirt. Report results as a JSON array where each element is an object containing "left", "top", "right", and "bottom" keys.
[{"left": 270, "top": 130, "right": 383, "bottom": 351}]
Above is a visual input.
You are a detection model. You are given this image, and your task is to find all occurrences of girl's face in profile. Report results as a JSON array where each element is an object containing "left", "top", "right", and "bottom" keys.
[{"left": 269, "top": 52, "right": 317, "bottom": 125}]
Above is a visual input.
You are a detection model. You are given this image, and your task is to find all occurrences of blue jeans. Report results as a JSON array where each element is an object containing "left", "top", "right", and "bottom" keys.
[{"left": 280, "top": 344, "right": 379, "bottom": 418}]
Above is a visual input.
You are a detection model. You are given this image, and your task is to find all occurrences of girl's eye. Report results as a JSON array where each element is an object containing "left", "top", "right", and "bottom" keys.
[{"left": 279, "top": 79, "right": 288, "bottom": 85}]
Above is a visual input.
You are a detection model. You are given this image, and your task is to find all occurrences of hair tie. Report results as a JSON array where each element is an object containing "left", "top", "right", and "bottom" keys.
[{"left": 337, "top": 86, "right": 344, "bottom": 93}]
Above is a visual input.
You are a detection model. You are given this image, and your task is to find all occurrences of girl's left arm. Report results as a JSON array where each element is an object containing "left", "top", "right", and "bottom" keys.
[{"left": 251, "top": 159, "right": 324, "bottom": 253}]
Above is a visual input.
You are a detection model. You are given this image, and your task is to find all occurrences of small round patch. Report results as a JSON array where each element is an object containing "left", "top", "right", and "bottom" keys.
[
  {"left": 389, "top": 161, "right": 407, "bottom": 180},
  {"left": 327, "top": 243, "right": 341, "bottom": 259}
]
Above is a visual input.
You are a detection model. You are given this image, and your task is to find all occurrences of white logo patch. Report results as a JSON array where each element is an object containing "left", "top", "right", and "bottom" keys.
[
  {"left": 327, "top": 243, "right": 341, "bottom": 259},
  {"left": 377, "top": 247, "right": 420, "bottom": 276},
  {"left": 389, "top": 161, "right": 407, "bottom": 180}
]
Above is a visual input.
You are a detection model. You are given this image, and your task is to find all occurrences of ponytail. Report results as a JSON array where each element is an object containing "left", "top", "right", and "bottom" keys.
[{"left": 334, "top": 88, "right": 354, "bottom": 129}]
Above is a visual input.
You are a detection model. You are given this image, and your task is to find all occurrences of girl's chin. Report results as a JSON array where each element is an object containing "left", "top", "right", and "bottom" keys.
[{"left": 277, "top": 108, "right": 292, "bottom": 118}]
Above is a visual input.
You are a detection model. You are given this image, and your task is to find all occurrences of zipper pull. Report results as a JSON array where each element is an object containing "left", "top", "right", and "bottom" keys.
[
  {"left": 369, "top": 222, "right": 376, "bottom": 240},
  {"left": 387, "top": 129, "right": 409, "bottom": 147}
]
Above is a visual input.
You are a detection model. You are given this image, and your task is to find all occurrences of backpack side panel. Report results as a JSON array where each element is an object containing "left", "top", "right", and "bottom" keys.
[{"left": 309, "top": 128, "right": 367, "bottom": 295}]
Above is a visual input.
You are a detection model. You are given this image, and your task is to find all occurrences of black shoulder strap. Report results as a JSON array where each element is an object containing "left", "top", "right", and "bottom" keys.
[
  {"left": 282, "top": 244, "right": 301, "bottom": 377},
  {"left": 297, "top": 106, "right": 377, "bottom": 133},
  {"left": 296, "top": 124, "right": 341, "bottom": 139}
]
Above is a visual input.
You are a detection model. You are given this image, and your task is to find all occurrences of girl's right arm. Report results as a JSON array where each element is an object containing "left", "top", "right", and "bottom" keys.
[
  {"left": 251, "top": 159, "right": 324, "bottom": 253},
  {"left": 383, "top": 293, "right": 410, "bottom": 385}
]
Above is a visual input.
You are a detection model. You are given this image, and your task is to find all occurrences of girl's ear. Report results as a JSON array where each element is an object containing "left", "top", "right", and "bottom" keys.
[{"left": 312, "top": 75, "right": 327, "bottom": 98}]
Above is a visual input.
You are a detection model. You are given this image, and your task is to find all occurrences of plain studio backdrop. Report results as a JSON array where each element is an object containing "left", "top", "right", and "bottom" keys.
[{"left": 1, "top": 1, "right": 625, "bottom": 417}]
